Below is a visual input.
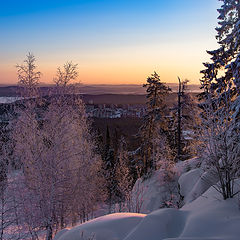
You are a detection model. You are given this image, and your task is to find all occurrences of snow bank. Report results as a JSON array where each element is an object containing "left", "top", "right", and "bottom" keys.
[
  {"left": 130, "top": 168, "right": 176, "bottom": 213},
  {"left": 178, "top": 165, "right": 220, "bottom": 204},
  {"left": 56, "top": 213, "right": 145, "bottom": 240},
  {"left": 124, "top": 208, "right": 188, "bottom": 240},
  {"left": 55, "top": 159, "right": 240, "bottom": 240},
  {"left": 179, "top": 186, "right": 240, "bottom": 240},
  {"left": 126, "top": 184, "right": 240, "bottom": 239},
  {"left": 178, "top": 168, "right": 202, "bottom": 199},
  {"left": 131, "top": 158, "right": 201, "bottom": 213},
  {"left": 56, "top": 184, "right": 240, "bottom": 240}
]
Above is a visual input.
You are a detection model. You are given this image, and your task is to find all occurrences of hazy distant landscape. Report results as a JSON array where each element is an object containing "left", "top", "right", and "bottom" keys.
[
  {"left": 2, "top": 1, "right": 240, "bottom": 240},
  {"left": 0, "top": 83, "right": 201, "bottom": 97}
]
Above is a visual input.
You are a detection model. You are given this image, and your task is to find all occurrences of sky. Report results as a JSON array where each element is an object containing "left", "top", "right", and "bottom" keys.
[{"left": 0, "top": 0, "right": 221, "bottom": 85}]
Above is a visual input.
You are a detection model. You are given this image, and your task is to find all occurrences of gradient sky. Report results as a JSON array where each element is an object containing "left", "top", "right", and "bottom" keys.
[{"left": 0, "top": 0, "right": 220, "bottom": 85}]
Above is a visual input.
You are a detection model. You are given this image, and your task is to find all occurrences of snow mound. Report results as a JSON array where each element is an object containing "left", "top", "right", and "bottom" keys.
[
  {"left": 131, "top": 158, "right": 201, "bottom": 213},
  {"left": 179, "top": 186, "right": 240, "bottom": 240},
  {"left": 56, "top": 213, "right": 145, "bottom": 240},
  {"left": 124, "top": 208, "right": 188, "bottom": 240},
  {"left": 56, "top": 181, "right": 240, "bottom": 240},
  {"left": 130, "top": 168, "right": 175, "bottom": 213},
  {"left": 178, "top": 168, "right": 203, "bottom": 199},
  {"left": 178, "top": 167, "right": 220, "bottom": 204},
  {"left": 55, "top": 160, "right": 240, "bottom": 240}
]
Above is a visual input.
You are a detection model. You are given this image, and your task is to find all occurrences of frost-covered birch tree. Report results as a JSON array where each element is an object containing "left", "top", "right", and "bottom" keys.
[
  {"left": 16, "top": 52, "right": 41, "bottom": 98},
  {"left": 115, "top": 136, "right": 133, "bottom": 211},
  {"left": 12, "top": 57, "right": 104, "bottom": 239}
]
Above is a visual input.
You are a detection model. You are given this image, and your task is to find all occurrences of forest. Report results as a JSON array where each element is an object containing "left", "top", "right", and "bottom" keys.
[{"left": 1, "top": 0, "right": 240, "bottom": 240}]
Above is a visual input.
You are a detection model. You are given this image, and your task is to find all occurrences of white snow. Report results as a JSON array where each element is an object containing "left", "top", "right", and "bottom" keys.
[
  {"left": 183, "top": 170, "right": 219, "bottom": 204},
  {"left": 56, "top": 213, "right": 145, "bottom": 240},
  {"left": 124, "top": 208, "right": 188, "bottom": 240},
  {"left": 0, "top": 97, "right": 22, "bottom": 103},
  {"left": 55, "top": 159, "right": 240, "bottom": 240},
  {"left": 130, "top": 157, "right": 201, "bottom": 213},
  {"left": 178, "top": 168, "right": 203, "bottom": 200}
]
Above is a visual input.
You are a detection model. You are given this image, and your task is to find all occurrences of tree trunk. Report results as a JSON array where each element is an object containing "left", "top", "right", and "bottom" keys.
[
  {"left": 46, "top": 221, "right": 53, "bottom": 240},
  {"left": 177, "top": 77, "right": 182, "bottom": 161}
]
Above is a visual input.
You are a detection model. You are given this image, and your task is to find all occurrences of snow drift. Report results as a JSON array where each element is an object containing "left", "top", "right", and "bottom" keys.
[
  {"left": 55, "top": 159, "right": 240, "bottom": 240},
  {"left": 54, "top": 213, "right": 145, "bottom": 240}
]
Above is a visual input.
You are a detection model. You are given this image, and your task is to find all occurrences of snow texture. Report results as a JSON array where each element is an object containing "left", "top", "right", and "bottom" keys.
[
  {"left": 56, "top": 185, "right": 240, "bottom": 240},
  {"left": 130, "top": 158, "right": 201, "bottom": 212},
  {"left": 55, "top": 160, "right": 240, "bottom": 240},
  {"left": 56, "top": 213, "right": 145, "bottom": 240}
]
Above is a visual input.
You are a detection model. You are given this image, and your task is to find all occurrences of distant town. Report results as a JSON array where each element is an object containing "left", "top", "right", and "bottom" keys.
[{"left": 85, "top": 103, "right": 146, "bottom": 118}]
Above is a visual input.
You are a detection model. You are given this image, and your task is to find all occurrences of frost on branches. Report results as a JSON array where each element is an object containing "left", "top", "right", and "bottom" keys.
[
  {"left": 10, "top": 55, "right": 104, "bottom": 240},
  {"left": 199, "top": 0, "right": 240, "bottom": 200},
  {"left": 16, "top": 52, "right": 41, "bottom": 98}
]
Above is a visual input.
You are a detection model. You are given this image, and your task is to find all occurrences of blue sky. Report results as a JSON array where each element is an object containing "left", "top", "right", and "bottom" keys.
[{"left": 0, "top": 0, "right": 220, "bottom": 84}]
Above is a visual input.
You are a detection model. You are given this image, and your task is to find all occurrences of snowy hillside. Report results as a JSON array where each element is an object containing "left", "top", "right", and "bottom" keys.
[{"left": 55, "top": 159, "right": 240, "bottom": 240}]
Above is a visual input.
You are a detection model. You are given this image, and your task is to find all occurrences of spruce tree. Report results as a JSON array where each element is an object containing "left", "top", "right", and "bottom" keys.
[
  {"left": 200, "top": 0, "right": 240, "bottom": 101},
  {"left": 199, "top": 0, "right": 240, "bottom": 199},
  {"left": 141, "top": 72, "right": 171, "bottom": 175},
  {"left": 102, "top": 126, "right": 119, "bottom": 212}
]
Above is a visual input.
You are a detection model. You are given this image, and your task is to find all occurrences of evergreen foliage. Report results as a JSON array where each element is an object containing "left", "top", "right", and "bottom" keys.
[
  {"left": 141, "top": 72, "right": 171, "bottom": 175},
  {"left": 199, "top": 0, "right": 240, "bottom": 200}
]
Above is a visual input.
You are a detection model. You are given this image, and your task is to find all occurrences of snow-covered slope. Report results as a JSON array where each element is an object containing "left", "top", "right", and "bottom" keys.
[
  {"left": 125, "top": 186, "right": 240, "bottom": 240},
  {"left": 54, "top": 213, "right": 145, "bottom": 240},
  {"left": 56, "top": 186, "right": 240, "bottom": 240},
  {"left": 55, "top": 159, "right": 240, "bottom": 240},
  {"left": 130, "top": 157, "right": 201, "bottom": 213}
]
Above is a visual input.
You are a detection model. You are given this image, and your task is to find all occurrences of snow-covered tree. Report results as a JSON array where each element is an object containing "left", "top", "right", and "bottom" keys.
[
  {"left": 16, "top": 52, "right": 41, "bottom": 98},
  {"left": 199, "top": 0, "right": 240, "bottom": 199},
  {"left": 200, "top": 0, "right": 240, "bottom": 110},
  {"left": 141, "top": 72, "right": 171, "bottom": 175},
  {"left": 53, "top": 61, "right": 80, "bottom": 96},
  {"left": 0, "top": 127, "right": 26, "bottom": 240},
  {"left": 199, "top": 90, "right": 240, "bottom": 199},
  {"left": 54, "top": 61, "right": 78, "bottom": 87},
  {"left": 12, "top": 60, "right": 104, "bottom": 239},
  {"left": 115, "top": 136, "right": 133, "bottom": 211}
]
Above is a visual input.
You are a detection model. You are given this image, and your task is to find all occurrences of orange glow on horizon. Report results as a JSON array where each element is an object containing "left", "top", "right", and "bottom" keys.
[
  {"left": 0, "top": 66, "right": 203, "bottom": 86},
  {"left": 0, "top": 39, "right": 217, "bottom": 86}
]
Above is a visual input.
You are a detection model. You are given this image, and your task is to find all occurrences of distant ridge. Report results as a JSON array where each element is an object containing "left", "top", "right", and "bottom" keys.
[{"left": 0, "top": 84, "right": 201, "bottom": 97}]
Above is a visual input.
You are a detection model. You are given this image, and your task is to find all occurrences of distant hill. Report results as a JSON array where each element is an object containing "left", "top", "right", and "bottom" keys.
[
  {"left": 0, "top": 84, "right": 201, "bottom": 97},
  {"left": 79, "top": 84, "right": 201, "bottom": 95},
  {"left": 0, "top": 86, "right": 19, "bottom": 97}
]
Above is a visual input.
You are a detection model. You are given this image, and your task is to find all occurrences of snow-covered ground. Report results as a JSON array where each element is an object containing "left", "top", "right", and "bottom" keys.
[
  {"left": 0, "top": 97, "right": 22, "bottom": 103},
  {"left": 54, "top": 158, "right": 240, "bottom": 240},
  {"left": 54, "top": 213, "right": 145, "bottom": 240}
]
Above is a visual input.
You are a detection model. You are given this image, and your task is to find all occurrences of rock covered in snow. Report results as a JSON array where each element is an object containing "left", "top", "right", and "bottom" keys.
[
  {"left": 178, "top": 168, "right": 203, "bottom": 199},
  {"left": 178, "top": 167, "right": 220, "bottom": 204},
  {"left": 130, "top": 158, "right": 201, "bottom": 213}
]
